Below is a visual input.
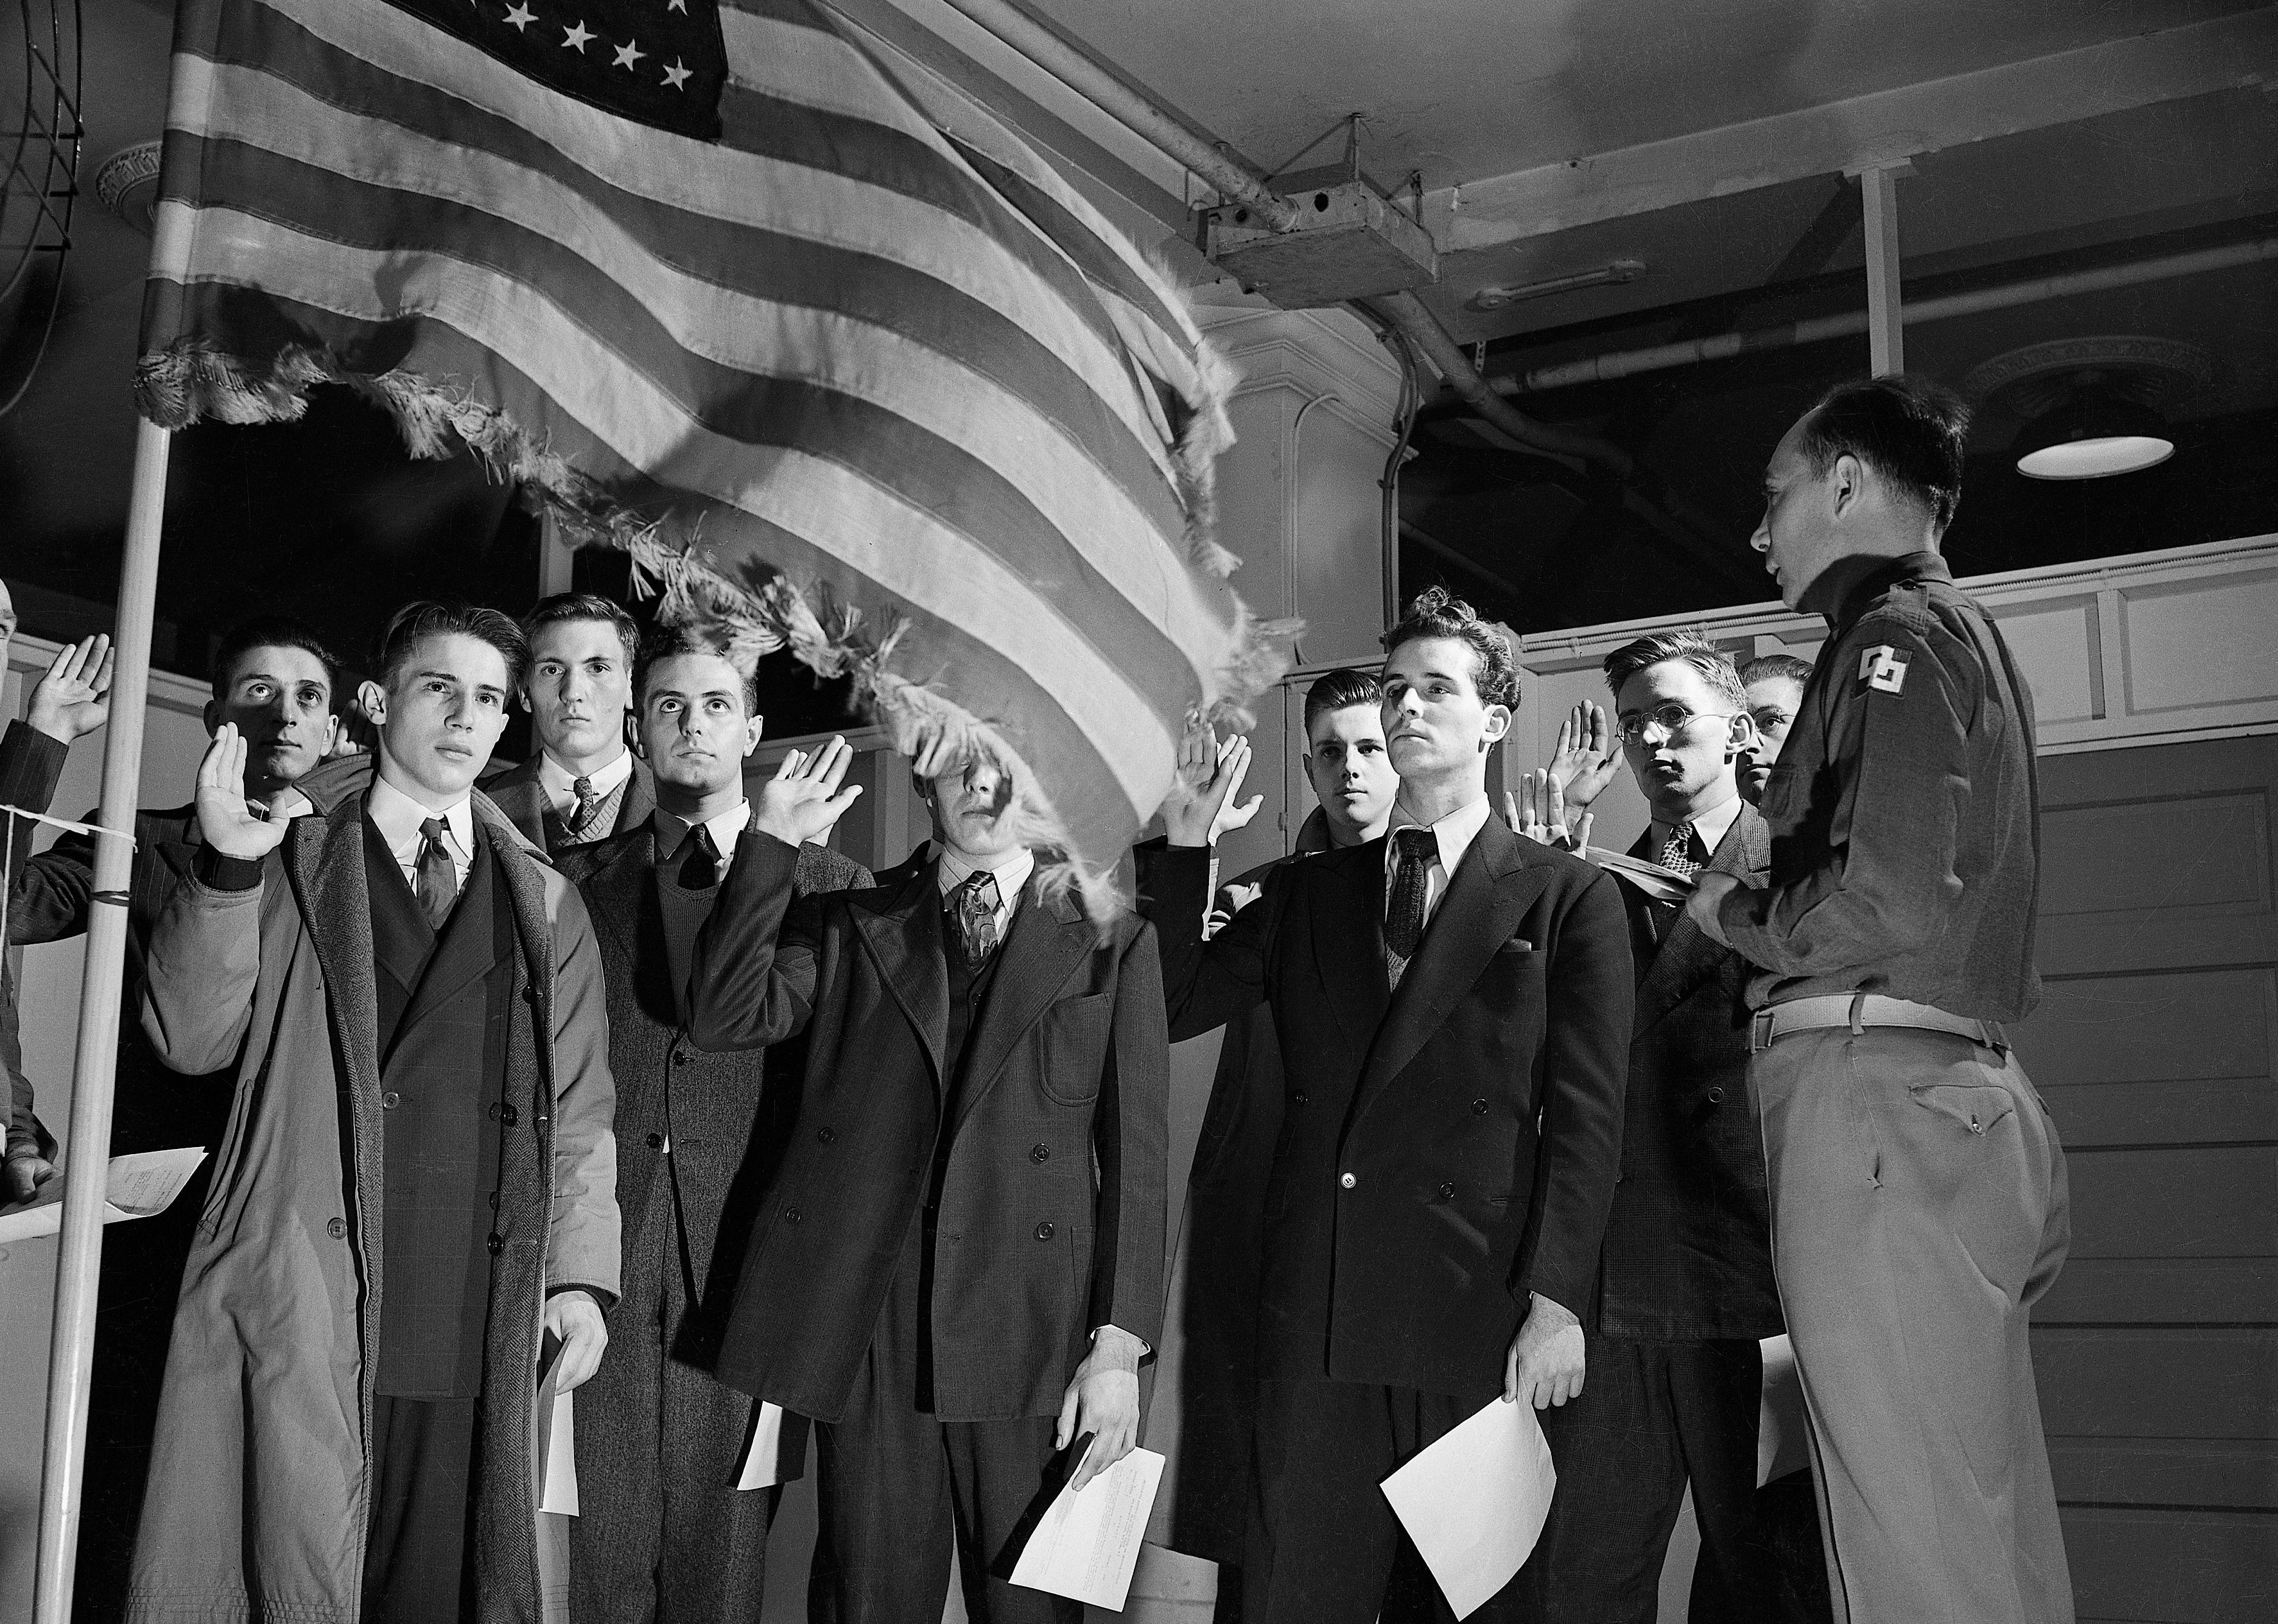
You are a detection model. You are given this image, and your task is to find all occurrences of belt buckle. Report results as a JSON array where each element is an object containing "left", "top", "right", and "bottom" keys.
[{"left": 1750, "top": 1009, "right": 1777, "bottom": 1053}]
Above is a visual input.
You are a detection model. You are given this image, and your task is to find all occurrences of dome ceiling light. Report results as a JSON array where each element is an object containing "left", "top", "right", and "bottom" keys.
[{"left": 1963, "top": 337, "right": 2212, "bottom": 483}]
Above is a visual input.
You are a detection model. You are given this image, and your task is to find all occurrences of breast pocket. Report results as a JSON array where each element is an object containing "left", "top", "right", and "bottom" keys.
[{"left": 1038, "top": 992, "right": 1114, "bottom": 1104}]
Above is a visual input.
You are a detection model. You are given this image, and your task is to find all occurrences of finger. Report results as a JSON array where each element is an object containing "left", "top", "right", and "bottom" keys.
[
  {"left": 198, "top": 726, "right": 236, "bottom": 791},
  {"left": 1219, "top": 743, "right": 1252, "bottom": 802},
  {"left": 1228, "top": 794, "right": 1264, "bottom": 827},
  {"left": 1503, "top": 1342, "right": 1521, "bottom": 1403},
  {"left": 821, "top": 784, "right": 864, "bottom": 817},
  {"left": 91, "top": 643, "right": 117, "bottom": 696},
  {"left": 1054, "top": 1386, "right": 1081, "bottom": 1453},
  {"left": 1546, "top": 775, "right": 1567, "bottom": 828},
  {"left": 1574, "top": 811, "right": 1594, "bottom": 852},
  {"left": 812, "top": 738, "right": 855, "bottom": 791},
  {"left": 773, "top": 748, "right": 804, "bottom": 781},
  {"left": 1586, "top": 700, "right": 1611, "bottom": 756},
  {"left": 43, "top": 641, "right": 80, "bottom": 685}
]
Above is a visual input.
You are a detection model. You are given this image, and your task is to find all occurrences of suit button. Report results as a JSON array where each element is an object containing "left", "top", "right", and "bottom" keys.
[
  {"left": 1030, "top": 1144, "right": 1050, "bottom": 1163},
  {"left": 1707, "top": 1087, "right": 1726, "bottom": 1105},
  {"left": 486, "top": 1234, "right": 504, "bottom": 1256},
  {"left": 488, "top": 1101, "right": 518, "bottom": 1125},
  {"left": 1292, "top": 1093, "right": 1310, "bottom": 1105},
  {"left": 783, "top": 1208, "right": 802, "bottom": 1225},
  {"left": 817, "top": 1127, "right": 837, "bottom": 1145},
  {"left": 1472, "top": 1098, "right": 1489, "bottom": 1115},
  {"left": 381, "top": 1091, "right": 401, "bottom": 1109},
  {"left": 1439, "top": 1181, "right": 1457, "bottom": 1200},
  {"left": 1339, "top": 1173, "right": 1356, "bottom": 1189},
  {"left": 326, "top": 1218, "right": 347, "bottom": 1239},
  {"left": 672, "top": 1049, "right": 692, "bottom": 1066},
  {"left": 645, "top": 1132, "right": 665, "bottom": 1150},
  {"left": 1034, "top": 1221, "right": 1055, "bottom": 1241}
]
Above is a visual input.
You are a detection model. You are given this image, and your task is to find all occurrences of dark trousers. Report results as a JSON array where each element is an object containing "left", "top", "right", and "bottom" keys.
[
  {"left": 572, "top": 1162, "right": 779, "bottom": 1622},
  {"left": 361, "top": 1395, "right": 479, "bottom": 1624},
  {"left": 807, "top": 1216, "right": 1079, "bottom": 1624},
  {"left": 1529, "top": 1335, "right": 1832, "bottom": 1624},
  {"left": 1245, "top": 1375, "right": 1523, "bottom": 1624}
]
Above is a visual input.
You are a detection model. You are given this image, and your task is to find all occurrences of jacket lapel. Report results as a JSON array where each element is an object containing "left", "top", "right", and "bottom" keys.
[
  {"left": 394, "top": 841, "right": 500, "bottom": 1036},
  {"left": 851, "top": 863, "right": 950, "bottom": 1087},
  {"left": 615, "top": 759, "right": 657, "bottom": 838},
  {"left": 580, "top": 829, "right": 653, "bottom": 966},
  {"left": 1359, "top": 818, "right": 1547, "bottom": 1103},
  {"left": 1310, "top": 840, "right": 1392, "bottom": 1058},
  {"left": 288, "top": 797, "right": 383, "bottom": 1106},
  {"left": 1631, "top": 804, "right": 1766, "bottom": 1033},
  {"left": 953, "top": 883, "right": 1094, "bottom": 1130}
]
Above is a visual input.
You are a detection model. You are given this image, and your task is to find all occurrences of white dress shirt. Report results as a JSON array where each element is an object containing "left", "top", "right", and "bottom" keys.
[
  {"left": 937, "top": 845, "right": 1036, "bottom": 937},
  {"left": 1382, "top": 794, "right": 1493, "bottom": 931},
  {"left": 536, "top": 746, "right": 634, "bottom": 822},
  {"left": 367, "top": 775, "right": 475, "bottom": 892},
  {"left": 655, "top": 800, "right": 752, "bottom": 865},
  {"left": 1652, "top": 789, "right": 1743, "bottom": 868}
]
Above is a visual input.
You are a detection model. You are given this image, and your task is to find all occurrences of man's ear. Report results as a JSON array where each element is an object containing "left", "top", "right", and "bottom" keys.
[
  {"left": 202, "top": 699, "right": 221, "bottom": 738},
  {"left": 358, "top": 678, "right": 388, "bottom": 727},
  {"left": 623, "top": 710, "right": 642, "bottom": 757},
  {"left": 740, "top": 713, "right": 763, "bottom": 758},
  {"left": 518, "top": 689, "right": 532, "bottom": 714},
  {"left": 1479, "top": 703, "right": 1513, "bottom": 748},
  {"left": 320, "top": 713, "right": 341, "bottom": 754},
  {"left": 1830, "top": 453, "right": 1866, "bottom": 519},
  {"left": 1725, "top": 710, "right": 1759, "bottom": 762}
]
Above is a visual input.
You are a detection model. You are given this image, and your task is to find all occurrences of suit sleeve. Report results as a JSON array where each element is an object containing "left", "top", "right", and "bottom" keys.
[
  {"left": 137, "top": 868, "right": 263, "bottom": 1078},
  {"left": 0, "top": 721, "right": 69, "bottom": 1158},
  {"left": 683, "top": 831, "right": 818, "bottom": 1051},
  {"left": 1088, "top": 920, "right": 1170, "bottom": 1351},
  {"left": 1513, "top": 867, "right": 1633, "bottom": 1316},
  {"left": 543, "top": 876, "right": 622, "bottom": 1305},
  {"left": 1135, "top": 840, "right": 1275, "bottom": 1041}
]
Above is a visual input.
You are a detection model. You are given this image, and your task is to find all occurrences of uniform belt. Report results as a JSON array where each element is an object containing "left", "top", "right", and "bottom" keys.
[{"left": 1750, "top": 993, "right": 2007, "bottom": 1055}]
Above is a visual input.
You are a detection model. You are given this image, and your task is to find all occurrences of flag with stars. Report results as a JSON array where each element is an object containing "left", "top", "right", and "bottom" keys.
[{"left": 137, "top": 0, "right": 1276, "bottom": 910}]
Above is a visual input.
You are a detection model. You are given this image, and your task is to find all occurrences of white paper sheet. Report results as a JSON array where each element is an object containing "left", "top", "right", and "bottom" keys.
[
  {"left": 539, "top": 1387, "right": 578, "bottom": 1516},
  {"left": 1009, "top": 1444, "right": 1165, "bottom": 1612},
  {"left": 0, "top": 1147, "right": 207, "bottom": 1244},
  {"left": 1380, "top": 1397, "right": 1558, "bottom": 1621},
  {"left": 1758, "top": 1334, "right": 1812, "bottom": 1487},
  {"left": 734, "top": 1401, "right": 786, "bottom": 1490}
]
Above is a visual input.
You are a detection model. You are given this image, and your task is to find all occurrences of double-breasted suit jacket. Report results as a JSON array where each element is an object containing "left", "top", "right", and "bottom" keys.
[
  {"left": 1599, "top": 806, "right": 1782, "bottom": 1338},
  {"left": 1140, "top": 816, "right": 1633, "bottom": 1399},
  {"left": 684, "top": 835, "right": 1169, "bottom": 1423}
]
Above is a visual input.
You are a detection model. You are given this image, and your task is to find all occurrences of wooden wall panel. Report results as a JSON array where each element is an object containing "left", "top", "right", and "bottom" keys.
[{"left": 2062, "top": 1508, "right": 2278, "bottom": 1623}]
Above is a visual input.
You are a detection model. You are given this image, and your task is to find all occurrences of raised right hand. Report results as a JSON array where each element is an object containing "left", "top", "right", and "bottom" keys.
[
  {"left": 195, "top": 725, "right": 290, "bottom": 861},
  {"left": 25, "top": 634, "right": 114, "bottom": 744},
  {"left": 753, "top": 735, "right": 863, "bottom": 847},
  {"left": 1507, "top": 770, "right": 1592, "bottom": 853},
  {"left": 1161, "top": 722, "right": 1258, "bottom": 848},
  {"left": 1546, "top": 701, "right": 1621, "bottom": 811}
]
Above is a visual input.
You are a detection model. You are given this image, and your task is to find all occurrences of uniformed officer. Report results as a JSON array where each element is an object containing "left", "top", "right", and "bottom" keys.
[{"left": 1687, "top": 375, "right": 2073, "bottom": 1624}]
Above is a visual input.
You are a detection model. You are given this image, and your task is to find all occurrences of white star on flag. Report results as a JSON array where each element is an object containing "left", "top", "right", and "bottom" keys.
[
  {"left": 561, "top": 19, "right": 593, "bottom": 51},
  {"left": 660, "top": 56, "right": 691, "bottom": 89},
  {"left": 613, "top": 39, "right": 645, "bottom": 71},
  {"left": 667, "top": 0, "right": 688, "bottom": 13},
  {"left": 502, "top": 3, "right": 537, "bottom": 31}
]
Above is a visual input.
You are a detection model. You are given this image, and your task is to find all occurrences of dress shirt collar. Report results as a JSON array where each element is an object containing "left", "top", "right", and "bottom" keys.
[
  {"left": 654, "top": 800, "right": 751, "bottom": 863},
  {"left": 1384, "top": 793, "right": 1492, "bottom": 881},
  {"left": 937, "top": 845, "right": 1034, "bottom": 921},
  {"left": 1658, "top": 790, "right": 1743, "bottom": 861},
  {"left": 537, "top": 744, "right": 633, "bottom": 813},
  {"left": 367, "top": 773, "right": 475, "bottom": 866},
  {"left": 1834, "top": 548, "right": 1950, "bottom": 635}
]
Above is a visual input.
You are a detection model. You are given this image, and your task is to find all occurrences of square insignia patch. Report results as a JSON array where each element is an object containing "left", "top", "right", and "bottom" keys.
[{"left": 1858, "top": 644, "right": 1909, "bottom": 695}]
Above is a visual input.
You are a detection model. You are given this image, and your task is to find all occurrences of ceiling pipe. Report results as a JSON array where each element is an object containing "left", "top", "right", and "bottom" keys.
[{"left": 1491, "top": 236, "right": 2278, "bottom": 395}]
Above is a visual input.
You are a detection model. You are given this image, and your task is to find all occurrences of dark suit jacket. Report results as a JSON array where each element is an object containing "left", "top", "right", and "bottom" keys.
[
  {"left": 482, "top": 752, "right": 656, "bottom": 853},
  {"left": 1140, "top": 816, "right": 1632, "bottom": 1399},
  {"left": 1597, "top": 806, "right": 1783, "bottom": 1341},
  {"left": 2, "top": 719, "right": 68, "bottom": 1161},
  {"left": 684, "top": 836, "right": 1169, "bottom": 1424}
]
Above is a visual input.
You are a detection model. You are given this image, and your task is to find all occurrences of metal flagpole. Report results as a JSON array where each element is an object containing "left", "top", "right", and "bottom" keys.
[{"left": 33, "top": 413, "right": 172, "bottom": 1624}]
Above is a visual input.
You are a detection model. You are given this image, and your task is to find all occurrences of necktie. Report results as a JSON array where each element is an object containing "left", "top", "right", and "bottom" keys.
[
  {"left": 1384, "top": 827, "right": 1438, "bottom": 963},
  {"left": 414, "top": 817, "right": 458, "bottom": 929},
  {"left": 678, "top": 822, "right": 721, "bottom": 890},
  {"left": 1658, "top": 822, "right": 1701, "bottom": 879},
  {"left": 950, "top": 872, "right": 1002, "bottom": 967},
  {"left": 569, "top": 775, "right": 605, "bottom": 840}
]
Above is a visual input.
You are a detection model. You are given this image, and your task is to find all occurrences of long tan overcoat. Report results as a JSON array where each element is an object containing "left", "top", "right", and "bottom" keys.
[{"left": 123, "top": 791, "right": 620, "bottom": 1624}]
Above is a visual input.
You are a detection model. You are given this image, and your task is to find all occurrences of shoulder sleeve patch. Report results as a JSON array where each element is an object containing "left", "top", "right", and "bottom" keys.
[{"left": 1858, "top": 644, "right": 1910, "bottom": 695}]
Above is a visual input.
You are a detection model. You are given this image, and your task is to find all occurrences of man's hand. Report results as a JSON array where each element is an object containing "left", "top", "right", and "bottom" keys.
[
  {"left": 1162, "top": 724, "right": 1260, "bottom": 848},
  {"left": 544, "top": 1289, "right": 609, "bottom": 1393},
  {"left": 1056, "top": 1325, "right": 1143, "bottom": 1491},
  {"left": 1504, "top": 1291, "right": 1585, "bottom": 1409},
  {"left": 1546, "top": 702, "right": 1621, "bottom": 812},
  {"left": 3, "top": 1152, "right": 58, "bottom": 1205},
  {"left": 25, "top": 634, "right": 114, "bottom": 745},
  {"left": 195, "top": 726, "right": 290, "bottom": 861},
  {"left": 1505, "top": 770, "right": 1592, "bottom": 853},
  {"left": 1685, "top": 870, "right": 1741, "bottom": 946},
  {"left": 752, "top": 735, "right": 864, "bottom": 847}
]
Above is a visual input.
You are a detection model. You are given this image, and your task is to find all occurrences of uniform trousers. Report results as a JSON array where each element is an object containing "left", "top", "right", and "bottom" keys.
[
  {"left": 572, "top": 1155, "right": 779, "bottom": 1623},
  {"left": 1244, "top": 1375, "right": 1521, "bottom": 1624},
  {"left": 807, "top": 1212, "right": 1079, "bottom": 1624},
  {"left": 361, "top": 1394, "right": 479, "bottom": 1624},
  {"left": 1527, "top": 1335, "right": 1831, "bottom": 1624},
  {"left": 1752, "top": 1026, "right": 2073, "bottom": 1624}
]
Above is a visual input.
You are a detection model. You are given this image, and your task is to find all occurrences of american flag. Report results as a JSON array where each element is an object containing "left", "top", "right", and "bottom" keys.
[{"left": 139, "top": 0, "right": 1279, "bottom": 905}]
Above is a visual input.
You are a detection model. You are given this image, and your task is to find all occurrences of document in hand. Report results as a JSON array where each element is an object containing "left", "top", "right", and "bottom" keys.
[
  {"left": 1009, "top": 1441, "right": 1165, "bottom": 1612},
  {"left": 1380, "top": 1395, "right": 1558, "bottom": 1620},
  {"left": 0, "top": 1147, "right": 207, "bottom": 1244},
  {"left": 1585, "top": 848, "right": 1698, "bottom": 903},
  {"left": 535, "top": 1337, "right": 578, "bottom": 1516},
  {"left": 1757, "top": 1334, "right": 1812, "bottom": 1486}
]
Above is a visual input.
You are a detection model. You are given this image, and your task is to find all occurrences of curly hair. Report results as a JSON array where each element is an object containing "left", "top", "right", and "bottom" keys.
[{"left": 1379, "top": 587, "right": 1520, "bottom": 709}]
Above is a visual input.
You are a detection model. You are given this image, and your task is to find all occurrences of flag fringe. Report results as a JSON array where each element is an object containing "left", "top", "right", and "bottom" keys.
[{"left": 134, "top": 341, "right": 1294, "bottom": 923}]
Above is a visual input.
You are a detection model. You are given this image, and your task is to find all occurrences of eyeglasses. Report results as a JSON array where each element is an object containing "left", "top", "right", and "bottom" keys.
[{"left": 1614, "top": 704, "right": 1737, "bottom": 745}]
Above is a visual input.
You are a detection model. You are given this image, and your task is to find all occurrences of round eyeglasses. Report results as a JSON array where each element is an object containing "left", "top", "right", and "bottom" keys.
[{"left": 1614, "top": 705, "right": 1737, "bottom": 746}]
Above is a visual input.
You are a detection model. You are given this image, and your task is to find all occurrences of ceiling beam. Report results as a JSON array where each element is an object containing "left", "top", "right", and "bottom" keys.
[{"left": 1424, "top": 9, "right": 2278, "bottom": 257}]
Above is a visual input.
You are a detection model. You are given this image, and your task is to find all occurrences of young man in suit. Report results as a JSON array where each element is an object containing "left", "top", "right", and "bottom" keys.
[
  {"left": 1526, "top": 632, "right": 1827, "bottom": 1623},
  {"left": 1143, "top": 588, "right": 1633, "bottom": 1623},
  {"left": 483, "top": 592, "right": 654, "bottom": 850},
  {"left": 559, "top": 628, "right": 871, "bottom": 1621},
  {"left": 684, "top": 743, "right": 1168, "bottom": 1624},
  {"left": 132, "top": 601, "right": 618, "bottom": 1624},
  {"left": 1738, "top": 653, "right": 1814, "bottom": 804}
]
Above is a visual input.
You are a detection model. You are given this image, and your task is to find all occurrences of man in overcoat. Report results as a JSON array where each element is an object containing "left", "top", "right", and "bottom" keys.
[
  {"left": 685, "top": 743, "right": 1168, "bottom": 1624},
  {"left": 129, "top": 601, "right": 619, "bottom": 1624},
  {"left": 559, "top": 630, "right": 870, "bottom": 1620}
]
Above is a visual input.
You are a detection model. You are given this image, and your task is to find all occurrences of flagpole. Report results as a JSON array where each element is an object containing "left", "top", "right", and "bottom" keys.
[{"left": 33, "top": 414, "right": 172, "bottom": 1624}]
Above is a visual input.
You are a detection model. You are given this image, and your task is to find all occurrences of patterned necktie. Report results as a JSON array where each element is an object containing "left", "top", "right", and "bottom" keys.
[
  {"left": 1658, "top": 822, "right": 1701, "bottom": 879},
  {"left": 1384, "top": 827, "right": 1438, "bottom": 963},
  {"left": 678, "top": 822, "right": 721, "bottom": 890},
  {"left": 569, "top": 775, "right": 605, "bottom": 840},
  {"left": 413, "top": 817, "right": 458, "bottom": 929},
  {"left": 950, "top": 872, "right": 1002, "bottom": 967}
]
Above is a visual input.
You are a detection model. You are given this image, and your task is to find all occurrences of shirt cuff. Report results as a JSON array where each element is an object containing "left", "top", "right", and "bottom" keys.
[{"left": 1091, "top": 1324, "right": 1151, "bottom": 1357}]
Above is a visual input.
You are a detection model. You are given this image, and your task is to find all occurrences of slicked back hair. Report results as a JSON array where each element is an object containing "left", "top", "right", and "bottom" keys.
[
  {"left": 1302, "top": 668, "right": 1384, "bottom": 734},
  {"left": 522, "top": 591, "right": 641, "bottom": 666},
  {"left": 1380, "top": 587, "right": 1520, "bottom": 709},
  {"left": 211, "top": 614, "right": 341, "bottom": 712},
  {"left": 634, "top": 625, "right": 761, "bottom": 716},
  {"left": 1739, "top": 653, "right": 1814, "bottom": 690},
  {"left": 371, "top": 601, "right": 528, "bottom": 695},
  {"left": 1603, "top": 630, "right": 1748, "bottom": 712},
  {"left": 1796, "top": 373, "right": 1972, "bottom": 531}
]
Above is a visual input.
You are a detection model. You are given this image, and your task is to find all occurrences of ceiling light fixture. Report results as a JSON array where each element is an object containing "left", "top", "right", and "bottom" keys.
[
  {"left": 1467, "top": 259, "right": 1645, "bottom": 311},
  {"left": 2012, "top": 383, "right": 2175, "bottom": 480},
  {"left": 1963, "top": 338, "right": 2210, "bottom": 483}
]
